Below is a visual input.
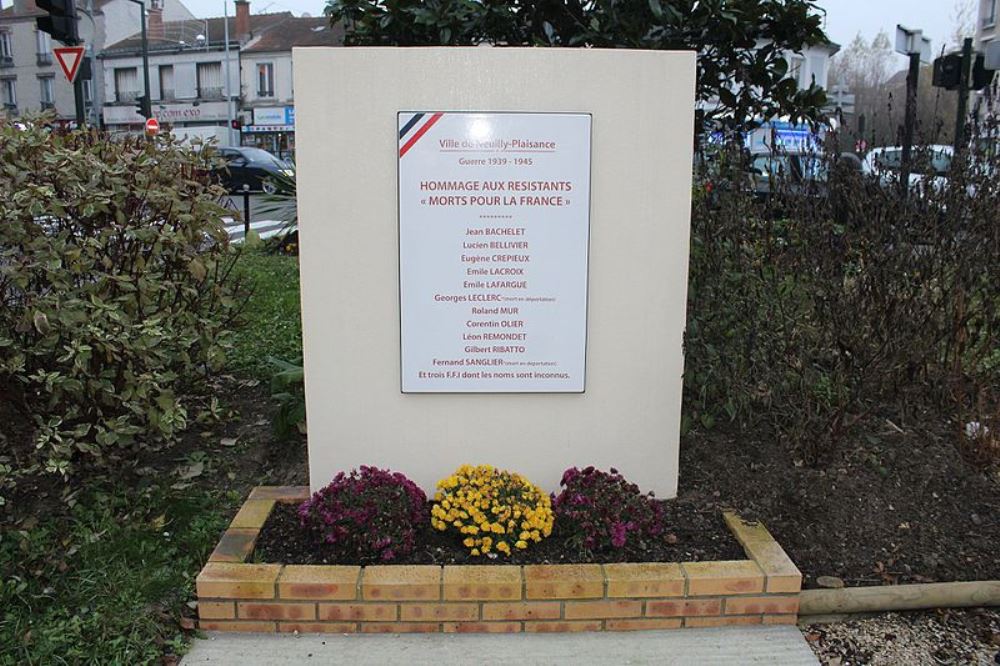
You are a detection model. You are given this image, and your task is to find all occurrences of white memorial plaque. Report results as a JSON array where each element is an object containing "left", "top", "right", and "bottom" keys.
[{"left": 398, "top": 112, "right": 591, "bottom": 393}]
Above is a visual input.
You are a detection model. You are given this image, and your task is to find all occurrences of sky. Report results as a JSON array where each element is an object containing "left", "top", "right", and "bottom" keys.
[
  {"left": 815, "top": 0, "right": 968, "bottom": 59},
  {"left": 178, "top": 0, "right": 968, "bottom": 64}
]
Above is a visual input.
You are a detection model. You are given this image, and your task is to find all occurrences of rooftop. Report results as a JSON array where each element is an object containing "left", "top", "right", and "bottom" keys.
[
  {"left": 243, "top": 16, "right": 344, "bottom": 52},
  {"left": 102, "top": 12, "right": 292, "bottom": 54}
]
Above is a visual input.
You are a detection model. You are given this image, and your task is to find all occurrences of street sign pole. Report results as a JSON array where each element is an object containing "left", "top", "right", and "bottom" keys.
[
  {"left": 126, "top": 0, "right": 152, "bottom": 119},
  {"left": 53, "top": 44, "right": 86, "bottom": 126},
  {"left": 900, "top": 52, "right": 920, "bottom": 197},
  {"left": 896, "top": 25, "right": 932, "bottom": 199},
  {"left": 73, "top": 77, "right": 85, "bottom": 127},
  {"left": 954, "top": 38, "right": 973, "bottom": 156}
]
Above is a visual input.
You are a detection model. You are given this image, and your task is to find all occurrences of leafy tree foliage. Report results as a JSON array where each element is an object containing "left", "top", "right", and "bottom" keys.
[{"left": 327, "top": 0, "right": 832, "bottom": 128}]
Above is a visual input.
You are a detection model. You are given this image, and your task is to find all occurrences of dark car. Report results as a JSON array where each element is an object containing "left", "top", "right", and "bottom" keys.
[{"left": 215, "top": 147, "right": 294, "bottom": 194}]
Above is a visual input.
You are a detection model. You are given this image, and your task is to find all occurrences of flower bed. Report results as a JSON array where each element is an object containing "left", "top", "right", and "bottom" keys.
[{"left": 195, "top": 486, "right": 803, "bottom": 633}]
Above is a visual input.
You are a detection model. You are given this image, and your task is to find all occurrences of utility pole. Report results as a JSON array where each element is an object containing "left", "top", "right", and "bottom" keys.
[
  {"left": 954, "top": 38, "right": 973, "bottom": 156},
  {"left": 223, "top": 0, "right": 235, "bottom": 147},
  {"left": 127, "top": 0, "right": 152, "bottom": 119}
]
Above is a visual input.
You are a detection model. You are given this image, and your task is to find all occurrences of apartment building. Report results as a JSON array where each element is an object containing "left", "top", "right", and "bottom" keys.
[
  {"left": 99, "top": 2, "right": 290, "bottom": 141},
  {"left": 100, "top": 1, "right": 341, "bottom": 149},
  {"left": 0, "top": 0, "right": 192, "bottom": 123},
  {"left": 238, "top": 16, "right": 342, "bottom": 158}
]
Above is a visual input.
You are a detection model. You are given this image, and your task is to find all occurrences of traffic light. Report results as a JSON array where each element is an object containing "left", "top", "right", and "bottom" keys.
[
  {"left": 36, "top": 0, "right": 78, "bottom": 45},
  {"left": 134, "top": 94, "right": 150, "bottom": 119},
  {"left": 932, "top": 53, "right": 962, "bottom": 90},
  {"left": 230, "top": 118, "right": 242, "bottom": 130},
  {"left": 972, "top": 53, "right": 995, "bottom": 91}
]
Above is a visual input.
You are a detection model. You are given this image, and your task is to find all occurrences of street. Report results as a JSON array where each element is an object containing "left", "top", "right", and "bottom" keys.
[{"left": 219, "top": 193, "right": 289, "bottom": 243}]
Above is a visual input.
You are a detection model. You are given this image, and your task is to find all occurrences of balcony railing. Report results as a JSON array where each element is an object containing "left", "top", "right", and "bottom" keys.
[
  {"left": 40, "top": 100, "right": 54, "bottom": 110},
  {"left": 159, "top": 88, "right": 175, "bottom": 101},
  {"left": 197, "top": 86, "right": 224, "bottom": 100},
  {"left": 3, "top": 102, "right": 17, "bottom": 113},
  {"left": 116, "top": 90, "right": 140, "bottom": 103},
  {"left": 37, "top": 53, "right": 52, "bottom": 66},
  {"left": 0, "top": 56, "right": 13, "bottom": 68}
]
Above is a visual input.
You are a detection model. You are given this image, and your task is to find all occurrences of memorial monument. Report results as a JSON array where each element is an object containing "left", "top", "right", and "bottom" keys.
[{"left": 294, "top": 47, "right": 695, "bottom": 496}]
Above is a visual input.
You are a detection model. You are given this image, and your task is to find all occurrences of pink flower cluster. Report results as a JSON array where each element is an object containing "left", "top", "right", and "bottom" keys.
[
  {"left": 298, "top": 466, "right": 427, "bottom": 562},
  {"left": 552, "top": 466, "right": 667, "bottom": 558}
]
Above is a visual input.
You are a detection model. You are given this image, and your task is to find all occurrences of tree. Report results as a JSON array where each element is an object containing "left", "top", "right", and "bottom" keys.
[
  {"left": 949, "top": 0, "right": 976, "bottom": 50},
  {"left": 829, "top": 31, "right": 894, "bottom": 96},
  {"left": 828, "top": 31, "right": 897, "bottom": 142},
  {"left": 327, "top": 0, "right": 832, "bottom": 130},
  {"left": 830, "top": 30, "right": 962, "bottom": 146}
]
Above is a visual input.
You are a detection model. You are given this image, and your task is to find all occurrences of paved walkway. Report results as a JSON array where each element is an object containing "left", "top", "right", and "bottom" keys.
[{"left": 182, "top": 626, "right": 818, "bottom": 665}]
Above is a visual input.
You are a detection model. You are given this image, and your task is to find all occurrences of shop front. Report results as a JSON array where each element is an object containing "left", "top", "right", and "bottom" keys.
[
  {"left": 242, "top": 106, "right": 296, "bottom": 161},
  {"left": 103, "top": 101, "right": 234, "bottom": 145}
]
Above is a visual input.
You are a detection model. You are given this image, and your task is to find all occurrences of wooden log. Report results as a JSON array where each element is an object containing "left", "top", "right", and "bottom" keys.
[{"left": 800, "top": 581, "right": 1000, "bottom": 616}]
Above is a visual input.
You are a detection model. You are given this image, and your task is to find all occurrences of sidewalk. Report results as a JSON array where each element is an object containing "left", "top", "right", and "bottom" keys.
[
  {"left": 223, "top": 217, "right": 287, "bottom": 244},
  {"left": 182, "top": 626, "right": 819, "bottom": 665}
]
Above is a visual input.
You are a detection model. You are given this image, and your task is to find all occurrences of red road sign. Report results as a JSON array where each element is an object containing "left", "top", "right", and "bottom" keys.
[
  {"left": 145, "top": 117, "right": 160, "bottom": 135},
  {"left": 53, "top": 46, "right": 85, "bottom": 84}
]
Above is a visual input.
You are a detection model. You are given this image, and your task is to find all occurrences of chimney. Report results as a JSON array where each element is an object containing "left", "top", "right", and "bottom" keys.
[
  {"left": 147, "top": 5, "right": 164, "bottom": 40},
  {"left": 234, "top": 0, "right": 250, "bottom": 41}
]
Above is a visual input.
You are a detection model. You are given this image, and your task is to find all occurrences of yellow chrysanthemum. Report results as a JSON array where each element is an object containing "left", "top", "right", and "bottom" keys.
[{"left": 433, "top": 464, "right": 554, "bottom": 557}]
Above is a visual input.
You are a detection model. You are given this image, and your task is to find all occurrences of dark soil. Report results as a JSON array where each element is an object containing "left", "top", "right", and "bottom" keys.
[
  {"left": 254, "top": 496, "right": 746, "bottom": 566},
  {"left": 17, "top": 377, "right": 995, "bottom": 591},
  {"left": 1, "top": 375, "right": 307, "bottom": 528},
  {"left": 249, "top": 406, "right": 999, "bottom": 586},
  {"left": 681, "top": 419, "right": 1000, "bottom": 589}
]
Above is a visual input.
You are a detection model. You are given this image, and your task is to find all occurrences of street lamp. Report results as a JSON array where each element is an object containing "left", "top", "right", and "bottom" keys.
[{"left": 127, "top": 0, "right": 152, "bottom": 120}]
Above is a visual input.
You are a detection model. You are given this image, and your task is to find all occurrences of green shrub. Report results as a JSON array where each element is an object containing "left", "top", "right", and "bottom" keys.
[{"left": 0, "top": 118, "right": 244, "bottom": 496}]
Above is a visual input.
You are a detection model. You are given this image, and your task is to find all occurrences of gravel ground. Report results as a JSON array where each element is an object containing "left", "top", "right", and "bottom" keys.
[{"left": 804, "top": 609, "right": 1000, "bottom": 665}]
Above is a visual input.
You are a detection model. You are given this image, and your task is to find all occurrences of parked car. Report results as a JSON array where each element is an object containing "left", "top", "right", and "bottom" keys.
[
  {"left": 214, "top": 147, "right": 295, "bottom": 194},
  {"left": 861, "top": 145, "right": 952, "bottom": 196}
]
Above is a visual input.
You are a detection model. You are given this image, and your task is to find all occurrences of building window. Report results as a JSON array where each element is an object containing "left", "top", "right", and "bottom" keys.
[
  {"left": 0, "top": 32, "right": 13, "bottom": 67},
  {"left": 808, "top": 54, "right": 825, "bottom": 89},
  {"left": 159, "top": 64, "right": 174, "bottom": 100},
  {"left": 986, "top": 0, "right": 998, "bottom": 27},
  {"left": 787, "top": 54, "right": 807, "bottom": 89},
  {"left": 39, "top": 76, "right": 54, "bottom": 108},
  {"left": 114, "top": 67, "right": 140, "bottom": 103},
  {"left": 83, "top": 78, "right": 92, "bottom": 104},
  {"left": 196, "top": 61, "right": 223, "bottom": 99},
  {"left": 1, "top": 78, "right": 16, "bottom": 109},
  {"left": 256, "top": 62, "right": 274, "bottom": 97},
  {"left": 36, "top": 30, "right": 52, "bottom": 65}
]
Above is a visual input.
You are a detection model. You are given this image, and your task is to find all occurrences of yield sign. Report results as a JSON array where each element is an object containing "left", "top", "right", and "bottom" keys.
[{"left": 53, "top": 46, "right": 86, "bottom": 84}]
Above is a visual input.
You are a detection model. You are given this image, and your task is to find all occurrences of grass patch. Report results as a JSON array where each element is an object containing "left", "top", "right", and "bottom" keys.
[
  {"left": 228, "top": 250, "right": 303, "bottom": 379},
  {"left": 0, "top": 486, "right": 238, "bottom": 665}
]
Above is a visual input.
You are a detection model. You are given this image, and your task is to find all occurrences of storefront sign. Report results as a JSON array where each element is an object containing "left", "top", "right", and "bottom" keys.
[
  {"left": 103, "top": 101, "right": 230, "bottom": 126},
  {"left": 243, "top": 124, "right": 294, "bottom": 133},
  {"left": 398, "top": 112, "right": 591, "bottom": 393},
  {"left": 252, "top": 106, "right": 295, "bottom": 126}
]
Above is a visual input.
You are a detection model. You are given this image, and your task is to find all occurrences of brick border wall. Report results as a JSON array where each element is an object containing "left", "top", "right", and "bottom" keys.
[{"left": 196, "top": 486, "right": 802, "bottom": 633}]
